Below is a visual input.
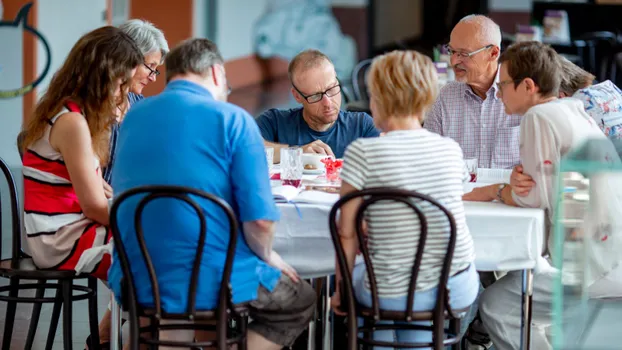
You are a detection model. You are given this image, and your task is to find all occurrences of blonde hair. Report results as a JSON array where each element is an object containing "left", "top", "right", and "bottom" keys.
[{"left": 367, "top": 50, "right": 438, "bottom": 121}]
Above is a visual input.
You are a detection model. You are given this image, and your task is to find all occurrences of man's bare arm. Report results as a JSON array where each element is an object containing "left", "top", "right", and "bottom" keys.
[{"left": 242, "top": 220, "right": 276, "bottom": 262}]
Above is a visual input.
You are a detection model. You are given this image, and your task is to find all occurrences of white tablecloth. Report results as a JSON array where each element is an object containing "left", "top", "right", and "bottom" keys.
[{"left": 273, "top": 198, "right": 545, "bottom": 278}]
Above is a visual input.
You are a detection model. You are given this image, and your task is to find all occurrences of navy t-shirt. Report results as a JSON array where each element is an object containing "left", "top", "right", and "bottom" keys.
[{"left": 256, "top": 107, "right": 380, "bottom": 158}]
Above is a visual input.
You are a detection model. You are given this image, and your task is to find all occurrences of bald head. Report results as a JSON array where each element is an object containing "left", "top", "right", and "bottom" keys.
[
  {"left": 453, "top": 15, "right": 501, "bottom": 50},
  {"left": 288, "top": 49, "right": 335, "bottom": 85}
]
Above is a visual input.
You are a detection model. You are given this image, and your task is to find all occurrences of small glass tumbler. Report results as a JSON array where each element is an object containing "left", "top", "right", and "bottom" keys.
[{"left": 280, "top": 147, "right": 303, "bottom": 188}]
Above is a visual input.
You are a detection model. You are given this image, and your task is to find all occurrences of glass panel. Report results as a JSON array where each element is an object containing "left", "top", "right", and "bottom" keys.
[{"left": 552, "top": 138, "right": 622, "bottom": 349}]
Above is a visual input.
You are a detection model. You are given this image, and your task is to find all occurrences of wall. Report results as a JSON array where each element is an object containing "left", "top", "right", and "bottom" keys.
[
  {"left": 215, "top": 0, "right": 268, "bottom": 60},
  {"left": 373, "top": 0, "right": 422, "bottom": 48},
  {"left": 37, "top": 0, "right": 107, "bottom": 98},
  {"left": 488, "top": 0, "right": 532, "bottom": 34},
  {"left": 489, "top": 0, "right": 532, "bottom": 12},
  {"left": 0, "top": 0, "right": 37, "bottom": 168}
]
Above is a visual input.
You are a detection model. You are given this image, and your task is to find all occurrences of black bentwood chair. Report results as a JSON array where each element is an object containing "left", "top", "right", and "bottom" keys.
[
  {"left": 109, "top": 185, "right": 249, "bottom": 349},
  {"left": 329, "top": 188, "right": 471, "bottom": 350}
]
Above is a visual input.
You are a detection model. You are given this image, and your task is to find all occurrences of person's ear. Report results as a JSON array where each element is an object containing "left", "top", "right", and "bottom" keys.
[
  {"left": 291, "top": 87, "right": 304, "bottom": 104},
  {"left": 489, "top": 46, "right": 500, "bottom": 61},
  {"left": 523, "top": 78, "right": 537, "bottom": 94}
]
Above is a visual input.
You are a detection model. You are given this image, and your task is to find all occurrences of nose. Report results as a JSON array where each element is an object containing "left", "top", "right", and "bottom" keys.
[
  {"left": 148, "top": 73, "right": 157, "bottom": 82},
  {"left": 320, "top": 94, "right": 332, "bottom": 106},
  {"left": 450, "top": 54, "right": 460, "bottom": 67}
]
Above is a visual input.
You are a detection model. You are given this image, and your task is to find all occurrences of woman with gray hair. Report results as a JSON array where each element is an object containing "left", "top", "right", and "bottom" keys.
[{"left": 101, "top": 19, "right": 169, "bottom": 183}]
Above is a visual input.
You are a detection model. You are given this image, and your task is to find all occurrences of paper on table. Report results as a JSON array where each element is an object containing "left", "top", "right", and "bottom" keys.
[
  {"left": 477, "top": 168, "right": 512, "bottom": 183},
  {"left": 272, "top": 185, "right": 339, "bottom": 204}
]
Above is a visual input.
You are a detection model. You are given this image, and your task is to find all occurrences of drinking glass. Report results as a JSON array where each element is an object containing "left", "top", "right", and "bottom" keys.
[
  {"left": 265, "top": 147, "right": 274, "bottom": 174},
  {"left": 465, "top": 158, "right": 478, "bottom": 182},
  {"left": 280, "top": 147, "right": 303, "bottom": 188}
]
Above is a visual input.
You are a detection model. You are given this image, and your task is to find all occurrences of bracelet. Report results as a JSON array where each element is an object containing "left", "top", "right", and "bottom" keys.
[{"left": 496, "top": 183, "right": 508, "bottom": 203}]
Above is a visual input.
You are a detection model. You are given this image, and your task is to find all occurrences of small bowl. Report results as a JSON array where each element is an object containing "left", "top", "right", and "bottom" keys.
[{"left": 302, "top": 153, "right": 329, "bottom": 171}]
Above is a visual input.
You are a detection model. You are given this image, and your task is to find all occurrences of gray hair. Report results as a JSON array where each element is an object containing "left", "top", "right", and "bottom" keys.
[
  {"left": 165, "top": 38, "right": 224, "bottom": 82},
  {"left": 458, "top": 14, "right": 502, "bottom": 49},
  {"left": 119, "top": 19, "right": 169, "bottom": 63}
]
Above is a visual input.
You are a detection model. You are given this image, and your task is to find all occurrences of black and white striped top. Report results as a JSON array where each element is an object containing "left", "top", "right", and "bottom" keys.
[{"left": 340, "top": 129, "right": 475, "bottom": 296}]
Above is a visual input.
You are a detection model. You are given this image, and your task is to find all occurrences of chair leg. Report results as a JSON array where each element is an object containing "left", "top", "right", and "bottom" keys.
[
  {"left": 87, "top": 277, "right": 101, "bottom": 350},
  {"left": 450, "top": 319, "right": 461, "bottom": 350},
  {"left": 238, "top": 315, "right": 248, "bottom": 350},
  {"left": 46, "top": 286, "right": 63, "bottom": 350},
  {"left": 1, "top": 277, "right": 19, "bottom": 350},
  {"left": 61, "top": 279, "right": 73, "bottom": 350},
  {"left": 25, "top": 279, "right": 47, "bottom": 349}
]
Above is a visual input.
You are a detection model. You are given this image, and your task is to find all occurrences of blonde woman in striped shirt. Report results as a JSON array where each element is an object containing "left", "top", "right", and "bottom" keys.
[{"left": 331, "top": 50, "right": 479, "bottom": 348}]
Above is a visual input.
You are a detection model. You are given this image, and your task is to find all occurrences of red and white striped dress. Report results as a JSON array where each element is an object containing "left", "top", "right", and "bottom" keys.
[{"left": 22, "top": 102, "right": 112, "bottom": 280}]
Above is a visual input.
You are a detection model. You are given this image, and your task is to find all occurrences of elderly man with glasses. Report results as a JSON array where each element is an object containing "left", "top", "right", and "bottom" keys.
[
  {"left": 424, "top": 15, "right": 521, "bottom": 170},
  {"left": 257, "top": 49, "right": 380, "bottom": 161}
]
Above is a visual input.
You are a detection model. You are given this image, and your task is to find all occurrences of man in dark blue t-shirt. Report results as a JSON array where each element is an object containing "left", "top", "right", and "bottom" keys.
[{"left": 256, "top": 49, "right": 380, "bottom": 160}]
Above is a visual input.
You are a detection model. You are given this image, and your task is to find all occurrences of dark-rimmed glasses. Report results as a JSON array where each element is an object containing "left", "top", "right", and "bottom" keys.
[
  {"left": 293, "top": 83, "right": 341, "bottom": 104},
  {"left": 143, "top": 63, "right": 160, "bottom": 77}
]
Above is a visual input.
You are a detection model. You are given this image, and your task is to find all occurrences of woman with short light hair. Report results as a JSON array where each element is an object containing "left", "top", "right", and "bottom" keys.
[
  {"left": 332, "top": 50, "right": 479, "bottom": 346},
  {"left": 102, "top": 19, "right": 169, "bottom": 183}
]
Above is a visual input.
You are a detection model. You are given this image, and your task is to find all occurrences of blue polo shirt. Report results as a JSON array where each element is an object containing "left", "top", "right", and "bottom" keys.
[
  {"left": 256, "top": 107, "right": 380, "bottom": 158},
  {"left": 109, "top": 80, "right": 281, "bottom": 313}
]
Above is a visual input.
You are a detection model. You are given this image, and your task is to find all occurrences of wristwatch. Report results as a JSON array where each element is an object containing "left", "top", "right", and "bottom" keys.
[{"left": 496, "top": 183, "right": 508, "bottom": 203}]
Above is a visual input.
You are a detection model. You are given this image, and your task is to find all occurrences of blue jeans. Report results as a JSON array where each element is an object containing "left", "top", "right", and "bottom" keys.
[{"left": 353, "top": 263, "right": 480, "bottom": 350}]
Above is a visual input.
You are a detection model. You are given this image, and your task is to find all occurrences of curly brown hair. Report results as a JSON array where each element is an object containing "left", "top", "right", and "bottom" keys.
[{"left": 22, "top": 26, "right": 143, "bottom": 165}]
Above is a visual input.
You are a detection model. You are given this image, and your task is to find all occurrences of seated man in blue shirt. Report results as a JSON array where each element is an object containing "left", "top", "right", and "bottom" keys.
[
  {"left": 110, "top": 38, "right": 315, "bottom": 348},
  {"left": 257, "top": 49, "right": 380, "bottom": 161}
]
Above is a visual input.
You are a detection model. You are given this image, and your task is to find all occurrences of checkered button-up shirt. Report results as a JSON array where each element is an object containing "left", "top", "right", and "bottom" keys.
[{"left": 424, "top": 80, "right": 522, "bottom": 169}]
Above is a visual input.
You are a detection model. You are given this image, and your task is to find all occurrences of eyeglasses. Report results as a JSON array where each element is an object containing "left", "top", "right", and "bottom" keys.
[
  {"left": 293, "top": 83, "right": 341, "bottom": 104},
  {"left": 496, "top": 78, "right": 525, "bottom": 95},
  {"left": 444, "top": 44, "right": 493, "bottom": 59},
  {"left": 143, "top": 63, "right": 160, "bottom": 77}
]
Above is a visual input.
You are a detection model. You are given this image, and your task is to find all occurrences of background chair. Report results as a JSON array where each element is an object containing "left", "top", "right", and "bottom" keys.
[
  {"left": 345, "top": 59, "right": 373, "bottom": 115},
  {"left": 329, "top": 188, "right": 469, "bottom": 350},
  {"left": 0, "top": 156, "right": 101, "bottom": 350},
  {"left": 109, "top": 185, "right": 249, "bottom": 350}
]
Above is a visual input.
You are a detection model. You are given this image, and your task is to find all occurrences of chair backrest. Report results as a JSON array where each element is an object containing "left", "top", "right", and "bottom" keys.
[
  {"left": 351, "top": 59, "right": 373, "bottom": 101},
  {"left": 328, "top": 188, "right": 458, "bottom": 344},
  {"left": 0, "top": 156, "right": 23, "bottom": 265},
  {"left": 109, "top": 185, "right": 239, "bottom": 327}
]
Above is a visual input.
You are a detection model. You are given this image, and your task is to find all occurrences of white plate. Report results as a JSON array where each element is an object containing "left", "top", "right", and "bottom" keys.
[{"left": 303, "top": 169, "right": 324, "bottom": 175}]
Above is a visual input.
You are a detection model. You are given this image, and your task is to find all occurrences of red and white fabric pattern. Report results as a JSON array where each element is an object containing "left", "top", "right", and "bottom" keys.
[{"left": 22, "top": 103, "right": 111, "bottom": 279}]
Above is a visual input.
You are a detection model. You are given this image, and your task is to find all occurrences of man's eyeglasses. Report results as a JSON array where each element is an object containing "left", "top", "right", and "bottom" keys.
[
  {"left": 293, "top": 83, "right": 341, "bottom": 104},
  {"left": 444, "top": 44, "right": 493, "bottom": 59},
  {"left": 143, "top": 63, "right": 160, "bottom": 77}
]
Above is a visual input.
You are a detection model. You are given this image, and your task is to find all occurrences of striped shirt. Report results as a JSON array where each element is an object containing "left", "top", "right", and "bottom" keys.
[
  {"left": 102, "top": 92, "right": 143, "bottom": 183},
  {"left": 424, "top": 74, "right": 522, "bottom": 169},
  {"left": 23, "top": 106, "right": 108, "bottom": 269},
  {"left": 340, "top": 129, "right": 475, "bottom": 296}
]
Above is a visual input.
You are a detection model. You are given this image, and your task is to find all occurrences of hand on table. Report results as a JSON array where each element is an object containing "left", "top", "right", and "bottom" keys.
[
  {"left": 268, "top": 250, "right": 300, "bottom": 283},
  {"left": 462, "top": 186, "right": 494, "bottom": 202},
  {"left": 302, "top": 140, "right": 335, "bottom": 158},
  {"left": 510, "top": 165, "right": 535, "bottom": 197}
]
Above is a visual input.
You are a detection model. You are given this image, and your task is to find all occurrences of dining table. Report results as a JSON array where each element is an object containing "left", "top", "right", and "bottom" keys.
[
  {"left": 271, "top": 170, "right": 545, "bottom": 350},
  {"left": 109, "top": 170, "right": 546, "bottom": 350}
]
